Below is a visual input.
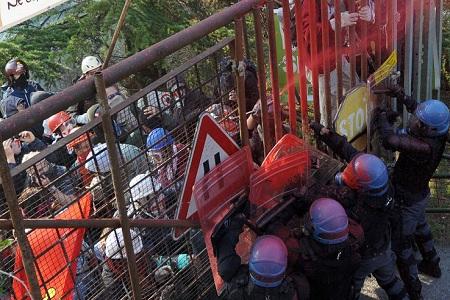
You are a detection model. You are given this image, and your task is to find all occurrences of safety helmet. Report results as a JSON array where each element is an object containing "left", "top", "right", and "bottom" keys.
[
  {"left": 81, "top": 56, "right": 102, "bottom": 74},
  {"left": 129, "top": 173, "right": 161, "bottom": 201},
  {"left": 47, "top": 111, "right": 72, "bottom": 134},
  {"left": 414, "top": 99, "right": 449, "bottom": 136},
  {"left": 66, "top": 127, "right": 93, "bottom": 152},
  {"left": 249, "top": 235, "right": 288, "bottom": 288},
  {"left": 105, "top": 228, "right": 143, "bottom": 259},
  {"left": 166, "top": 75, "right": 186, "bottom": 93},
  {"left": 5, "top": 58, "right": 29, "bottom": 79},
  {"left": 305, "top": 198, "right": 349, "bottom": 245},
  {"left": 146, "top": 128, "right": 174, "bottom": 150},
  {"left": 85, "top": 144, "right": 110, "bottom": 173},
  {"left": 335, "top": 153, "right": 388, "bottom": 196}
]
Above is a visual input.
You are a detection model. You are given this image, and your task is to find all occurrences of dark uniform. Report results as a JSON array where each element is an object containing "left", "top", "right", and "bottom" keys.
[
  {"left": 311, "top": 124, "right": 408, "bottom": 300},
  {"left": 265, "top": 196, "right": 363, "bottom": 300},
  {"left": 215, "top": 215, "right": 301, "bottom": 300},
  {"left": 377, "top": 88, "right": 448, "bottom": 299}
]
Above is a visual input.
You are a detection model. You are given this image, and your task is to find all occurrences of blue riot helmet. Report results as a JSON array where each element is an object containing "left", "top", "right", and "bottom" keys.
[
  {"left": 412, "top": 99, "right": 449, "bottom": 137},
  {"left": 305, "top": 198, "right": 349, "bottom": 245},
  {"left": 335, "top": 153, "right": 389, "bottom": 197},
  {"left": 249, "top": 235, "right": 288, "bottom": 288}
]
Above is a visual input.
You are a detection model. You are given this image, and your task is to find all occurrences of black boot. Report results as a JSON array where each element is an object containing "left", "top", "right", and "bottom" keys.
[
  {"left": 418, "top": 257, "right": 441, "bottom": 278},
  {"left": 397, "top": 261, "right": 423, "bottom": 300},
  {"left": 404, "top": 278, "right": 423, "bottom": 300}
]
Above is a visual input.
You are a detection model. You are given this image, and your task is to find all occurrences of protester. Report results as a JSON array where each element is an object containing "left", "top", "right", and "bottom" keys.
[
  {"left": 218, "top": 56, "right": 259, "bottom": 113},
  {"left": 47, "top": 111, "right": 77, "bottom": 139},
  {"left": 165, "top": 74, "right": 212, "bottom": 132},
  {"left": 101, "top": 228, "right": 152, "bottom": 298},
  {"left": 1, "top": 58, "right": 43, "bottom": 118},
  {"left": 23, "top": 151, "right": 77, "bottom": 209},
  {"left": 84, "top": 143, "right": 147, "bottom": 215},
  {"left": 292, "top": 1, "right": 374, "bottom": 125},
  {"left": 146, "top": 128, "right": 188, "bottom": 195},
  {"left": 66, "top": 128, "right": 96, "bottom": 188},
  {"left": 128, "top": 172, "right": 171, "bottom": 252}
]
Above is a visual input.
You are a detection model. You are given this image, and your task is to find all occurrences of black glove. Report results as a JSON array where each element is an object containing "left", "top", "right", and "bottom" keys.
[
  {"left": 211, "top": 213, "right": 246, "bottom": 257},
  {"left": 309, "top": 121, "right": 325, "bottom": 136},
  {"left": 378, "top": 112, "right": 395, "bottom": 138},
  {"left": 385, "top": 82, "right": 405, "bottom": 98},
  {"left": 386, "top": 110, "right": 400, "bottom": 124}
]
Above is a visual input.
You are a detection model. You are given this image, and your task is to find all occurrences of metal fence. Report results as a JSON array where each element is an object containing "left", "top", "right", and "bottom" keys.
[{"left": 0, "top": 0, "right": 447, "bottom": 299}]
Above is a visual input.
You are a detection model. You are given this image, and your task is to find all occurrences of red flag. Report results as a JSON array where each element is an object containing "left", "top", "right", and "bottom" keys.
[{"left": 13, "top": 193, "right": 92, "bottom": 300}]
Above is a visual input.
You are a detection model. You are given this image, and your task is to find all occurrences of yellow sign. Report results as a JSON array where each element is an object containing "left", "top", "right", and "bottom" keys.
[
  {"left": 372, "top": 50, "right": 397, "bottom": 85},
  {"left": 334, "top": 85, "right": 369, "bottom": 142},
  {"left": 42, "top": 287, "right": 56, "bottom": 300}
]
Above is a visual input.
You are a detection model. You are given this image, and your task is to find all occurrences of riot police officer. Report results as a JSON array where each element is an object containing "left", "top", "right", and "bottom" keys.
[
  {"left": 214, "top": 213, "right": 304, "bottom": 299},
  {"left": 310, "top": 122, "right": 408, "bottom": 300},
  {"left": 377, "top": 86, "right": 449, "bottom": 299},
  {"left": 293, "top": 198, "right": 363, "bottom": 300}
]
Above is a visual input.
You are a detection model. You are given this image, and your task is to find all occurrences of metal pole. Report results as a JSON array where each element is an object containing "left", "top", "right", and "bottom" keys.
[
  {"left": 294, "top": 0, "right": 310, "bottom": 138},
  {"left": 234, "top": 17, "right": 249, "bottom": 146},
  {"left": 334, "top": 0, "right": 343, "bottom": 103},
  {"left": 403, "top": 0, "right": 414, "bottom": 127},
  {"left": 389, "top": 0, "right": 398, "bottom": 111},
  {"left": 281, "top": 0, "right": 297, "bottom": 135},
  {"left": 242, "top": 15, "right": 251, "bottom": 59},
  {"left": 435, "top": 0, "right": 443, "bottom": 99},
  {"left": 320, "top": 0, "right": 332, "bottom": 127},
  {"left": 253, "top": 8, "right": 272, "bottom": 154},
  {"left": 421, "top": 0, "right": 432, "bottom": 100},
  {"left": 360, "top": 0, "right": 368, "bottom": 81},
  {"left": 348, "top": 1, "right": 357, "bottom": 87},
  {"left": 0, "top": 147, "right": 41, "bottom": 300},
  {"left": 103, "top": 0, "right": 133, "bottom": 68},
  {"left": 412, "top": 0, "right": 424, "bottom": 102},
  {"left": 309, "top": 0, "right": 320, "bottom": 123},
  {"left": 94, "top": 72, "right": 142, "bottom": 300},
  {"left": 0, "top": 218, "right": 201, "bottom": 230},
  {"left": 267, "top": 0, "right": 283, "bottom": 141},
  {"left": 375, "top": 0, "right": 382, "bottom": 66}
]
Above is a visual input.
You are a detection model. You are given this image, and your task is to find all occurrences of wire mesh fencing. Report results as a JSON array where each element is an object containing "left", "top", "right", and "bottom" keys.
[{"left": 0, "top": 36, "right": 245, "bottom": 300}]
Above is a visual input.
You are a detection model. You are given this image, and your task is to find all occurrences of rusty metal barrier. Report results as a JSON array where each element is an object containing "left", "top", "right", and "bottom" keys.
[{"left": 0, "top": 1, "right": 447, "bottom": 299}]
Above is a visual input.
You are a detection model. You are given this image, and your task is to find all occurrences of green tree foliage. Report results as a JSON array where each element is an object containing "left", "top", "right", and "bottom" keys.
[{"left": 0, "top": 0, "right": 234, "bottom": 89}]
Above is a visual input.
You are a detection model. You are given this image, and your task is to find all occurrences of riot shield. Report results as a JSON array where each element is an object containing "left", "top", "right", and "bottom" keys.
[{"left": 193, "top": 146, "right": 255, "bottom": 295}]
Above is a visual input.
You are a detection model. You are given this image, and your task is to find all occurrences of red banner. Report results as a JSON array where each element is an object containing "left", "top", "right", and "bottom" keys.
[{"left": 13, "top": 193, "right": 92, "bottom": 300}]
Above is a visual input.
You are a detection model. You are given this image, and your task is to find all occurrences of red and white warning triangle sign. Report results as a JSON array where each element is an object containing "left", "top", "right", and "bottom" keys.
[{"left": 174, "top": 113, "right": 240, "bottom": 239}]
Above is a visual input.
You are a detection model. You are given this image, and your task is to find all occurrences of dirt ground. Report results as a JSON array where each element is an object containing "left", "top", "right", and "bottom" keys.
[{"left": 361, "top": 244, "right": 450, "bottom": 299}]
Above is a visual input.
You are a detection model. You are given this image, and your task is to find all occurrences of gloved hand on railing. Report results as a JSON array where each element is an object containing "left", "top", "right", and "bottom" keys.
[{"left": 309, "top": 121, "right": 330, "bottom": 137}]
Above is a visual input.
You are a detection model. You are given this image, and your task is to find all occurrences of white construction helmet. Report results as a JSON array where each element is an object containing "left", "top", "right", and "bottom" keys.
[
  {"left": 81, "top": 56, "right": 102, "bottom": 74},
  {"left": 129, "top": 173, "right": 161, "bottom": 201},
  {"left": 85, "top": 144, "right": 110, "bottom": 174},
  {"left": 105, "top": 228, "right": 143, "bottom": 259}
]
